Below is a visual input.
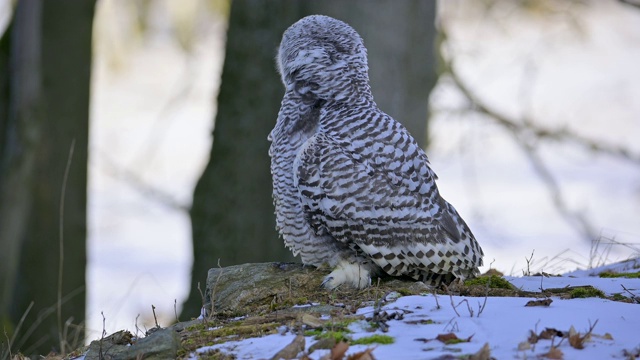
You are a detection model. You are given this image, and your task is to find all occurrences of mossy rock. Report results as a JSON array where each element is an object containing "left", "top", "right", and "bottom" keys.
[{"left": 464, "top": 275, "right": 515, "bottom": 289}]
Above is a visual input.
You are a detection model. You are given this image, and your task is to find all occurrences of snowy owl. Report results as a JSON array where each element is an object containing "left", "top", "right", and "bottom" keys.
[{"left": 268, "top": 15, "right": 484, "bottom": 289}]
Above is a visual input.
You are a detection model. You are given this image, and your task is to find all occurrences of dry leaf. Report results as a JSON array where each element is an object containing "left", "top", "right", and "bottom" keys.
[
  {"left": 347, "top": 348, "right": 376, "bottom": 360},
  {"left": 436, "top": 333, "right": 460, "bottom": 343},
  {"left": 518, "top": 341, "right": 531, "bottom": 351},
  {"left": 469, "top": 343, "right": 491, "bottom": 360},
  {"left": 602, "top": 333, "right": 614, "bottom": 340},
  {"left": 525, "top": 299, "right": 553, "bottom": 307},
  {"left": 569, "top": 332, "right": 584, "bottom": 350},
  {"left": 539, "top": 328, "right": 563, "bottom": 339},
  {"left": 528, "top": 330, "right": 538, "bottom": 344},
  {"left": 544, "top": 346, "right": 564, "bottom": 359},
  {"left": 331, "top": 341, "right": 350, "bottom": 360},
  {"left": 436, "top": 332, "right": 473, "bottom": 344}
]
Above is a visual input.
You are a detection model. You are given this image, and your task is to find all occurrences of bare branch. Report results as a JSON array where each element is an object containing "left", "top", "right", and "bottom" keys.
[
  {"left": 619, "top": 0, "right": 640, "bottom": 10},
  {"left": 444, "top": 62, "right": 640, "bottom": 166},
  {"left": 440, "top": 57, "right": 606, "bottom": 242}
]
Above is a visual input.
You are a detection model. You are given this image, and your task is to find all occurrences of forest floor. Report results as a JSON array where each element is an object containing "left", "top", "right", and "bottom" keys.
[
  {"left": 185, "top": 259, "right": 639, "bottom": 359},
  {"left": 57, "top": 257, "right": 640, "bottom": 360}
]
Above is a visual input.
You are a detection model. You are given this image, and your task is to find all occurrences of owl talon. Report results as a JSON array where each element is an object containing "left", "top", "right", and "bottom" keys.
[
  {"left": 322, "top": 261, "right": 371, "bottom": 289},
  {"left": 320, "top": 276, "right": 335, "bottom": 289}
]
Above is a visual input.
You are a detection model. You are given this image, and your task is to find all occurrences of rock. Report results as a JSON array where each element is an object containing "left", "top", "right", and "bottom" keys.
[
  {"left": 270, "top": 334, "right": 305, "bottom": 360},
  {"left": 204, "top": 262, "right": 328, "bottom": 315},
  {"left": 85, "top": 328, "right": 180, "bottom": 360}
]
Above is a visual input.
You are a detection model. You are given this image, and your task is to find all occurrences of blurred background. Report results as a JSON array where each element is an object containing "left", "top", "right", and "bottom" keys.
[{"left": 0, "top": 0, "right": 639, "bottom": 357}]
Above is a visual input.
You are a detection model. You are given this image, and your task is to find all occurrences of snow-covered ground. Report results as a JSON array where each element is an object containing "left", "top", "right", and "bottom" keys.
[
  {"left": 86, "top": 0, "right": 640, "bottom": 340},
  {"left": 192, "top": 260, "right": 640, "bottom": 359}
]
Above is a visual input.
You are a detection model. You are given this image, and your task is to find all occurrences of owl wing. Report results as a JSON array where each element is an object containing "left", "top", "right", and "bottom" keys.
[{"left": 294, "top": 131, "right": 482, "bottom": 279}]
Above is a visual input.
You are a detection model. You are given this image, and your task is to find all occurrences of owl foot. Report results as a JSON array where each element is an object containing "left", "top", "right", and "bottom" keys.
[{"left": 321, "top": 260, "right": 371, "bottom": 289}]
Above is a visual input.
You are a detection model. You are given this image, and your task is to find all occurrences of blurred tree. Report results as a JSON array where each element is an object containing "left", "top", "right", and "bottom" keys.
[
  {"left": 183, "top": 0, "right": 436, "bottom": 318},
  {"left": 0, "top": 0, "right": 95, "bottom": 357}
]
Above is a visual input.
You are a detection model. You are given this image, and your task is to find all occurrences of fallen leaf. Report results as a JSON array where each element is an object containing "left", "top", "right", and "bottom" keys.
[
  {"left": 469, "top": 343, "right": 491, "bottom": 360},
  {"left": 436, "top": 333, "right": 459, "bottom": 343},
  {"left": 525, "top": 299, "right": 553, "bottom": 307},
  {"left": 539, "top": 328, "right": 564, "bottom": 340},
  {"left": 435, "top": 332, "right": 473, "bottom": 344},
  {"left": 602, "top": 333, "right": 614, "bottom": 340},
  {"left": 405, "top": 319, "right": 435, "bottom": 325},
  {"left": 569, "top": 332, "right": 584, "bottom": 350},
  {"left": 518, "top": 341, "right": 531, "bottom": 351},
  {"left": 331, "top": 341, "right": 349, "bottom": 360},
  {"left": 347, "top": 348, "right": 376, "bottom": 360},
  {"left": 544, "top": 346, "right": 564, "bottom": 359},
  {"left": 527, "top": 330, "right": 538, "bottom": 344}
]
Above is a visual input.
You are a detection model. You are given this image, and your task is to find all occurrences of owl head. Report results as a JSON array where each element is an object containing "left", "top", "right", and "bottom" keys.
[{"left": 277, "top": 15, "right": 371, "bottom": 104}]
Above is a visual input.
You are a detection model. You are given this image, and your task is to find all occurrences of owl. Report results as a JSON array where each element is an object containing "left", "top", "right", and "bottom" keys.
[{"left": 268, "top": 15, "right": 484, "bottom": 289}]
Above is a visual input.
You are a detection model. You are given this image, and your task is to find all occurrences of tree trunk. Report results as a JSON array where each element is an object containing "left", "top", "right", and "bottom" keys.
[
  {"left": 312, "top": 1, "right": 437, "bottom": 148},
  {"left": 183, "top": 0, "right": 437, "bottom": 319},
  {"left": 0, "top": 1, "right": 96, "bottom": 356}
]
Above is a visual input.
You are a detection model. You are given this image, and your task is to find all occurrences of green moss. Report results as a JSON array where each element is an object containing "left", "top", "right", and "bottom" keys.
[
  {"left": 317, "top": 330, "right": 351, "bottom": 343},
  {"left": 303, "top": 317, "right": 364, "bottom": 344},
  {"left": 351, "top": 335, "right": 395, "bottom": 345},
  {"left": 304, "top": 329, "right": 323, "bottom": 337},
  {"left": 179, "top": 320, "right": 279, "bottom": 357},
  {"left": 570, "top": 287, "right": 605, "bottom": 299},
  {"left": 599, "top": 271, "right": 640, "bottom": 279},
  {"left": 444, "top": 338, "right": 468, "bottom": 345},
  {"left": 464, "top": 275, "right": 514, "bottom": 289},
  {"left": 396, "top": 288, "right": 413, "bottom": 296},
  {"left": 611, "top": 293, "right": 627, "bottom": 301}
]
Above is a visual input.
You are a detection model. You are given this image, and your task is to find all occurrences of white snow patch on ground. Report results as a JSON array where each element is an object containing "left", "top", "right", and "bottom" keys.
[{"left": 191, "top": 261, "right": 640, "bottom": 359}]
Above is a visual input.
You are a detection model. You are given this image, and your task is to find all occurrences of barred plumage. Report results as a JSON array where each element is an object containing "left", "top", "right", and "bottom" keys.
[{"left": 269, "top": 15, "right": 484, "bottom": 289}]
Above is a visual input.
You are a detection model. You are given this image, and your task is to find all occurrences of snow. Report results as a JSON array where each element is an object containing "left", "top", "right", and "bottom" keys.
[
  {"left": 191, "top": 262, "right": 640, "bottom": 359},
  {"left": 85, "top": 0, "right": 640, "bottom": 341}
]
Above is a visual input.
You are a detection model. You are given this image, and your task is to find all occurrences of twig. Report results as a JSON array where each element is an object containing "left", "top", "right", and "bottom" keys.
[
  {"left": 98, "top": 151, "right": 188, "bottom": 212},
  {"left": 151, "top": 305, "right": 160, "bottom": 329},
  {"left": 445, "top": 61, "right": 599, "bottom": 242},
  {"left": 100, "top": 311, "right": 106, "bottom": 360},
  {"left": 6, "top": 301, "right": 34, "bottom": 357},
  {"left": 444, "top": 59, "right": 640, "bottom": 166},
  {"left": 432, "top": 288, "right": 441, "bottom": 309},
  {"left": 174, "top": 299, "right": 179, "bottom": 323},
  {"left": 135, "top": 314, "right": 142, "bottom": 339},
  {"left": 457, "top": 299, "right": 474, "bottom": 317},
  {"left": 524, "top": 250, "right": 535, "bottom": 276},
  {"left": 477, "top": 276, "right": 490, "bottom": 317},
  {"left": 443, "top": 318, "right": 459, "bottom": 333},
  {"left": 197, "top": 282, "right": 207, "bottom": 321},
  {"left": 621, "top": 284, "right": 640, "bottom": 304},
  {"left": 445, "top": 285, "right": 461, "bottom": 317},
  {"left": 619, "top": 0, "right": 640, "bottom": 10},
  {"left": 58, "top": 139, "right": 75, "bottom": 356},
  {"left": 3, "top": 328, "right": 12, "bottom": 360},
  {"left": 209, "top": 258, "right": 224, "bottom": 321}
]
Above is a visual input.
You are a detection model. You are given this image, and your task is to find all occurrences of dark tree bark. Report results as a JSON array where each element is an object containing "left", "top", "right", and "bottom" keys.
[
  {"left": 314, "top": 1, "right": 437, "bottom": 147},
  {"left": 0, "top": 1, "right": 96, "bottom": 356},
  {"left": 183, "top": 0, "right": 437, "bottom": 318}
]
